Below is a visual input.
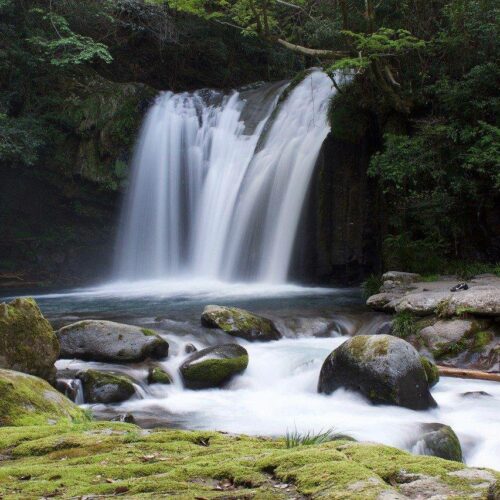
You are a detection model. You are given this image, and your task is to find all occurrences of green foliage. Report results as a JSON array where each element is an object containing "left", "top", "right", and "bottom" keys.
[
  {"left": 392, "top": 311, "right": 417, "bottom": 339},
  {"left": 285, "top": 428, "right": 344, "bottom": 448},
  {"left": 362, "top": 274, "right": 383, "bottom": 298}
]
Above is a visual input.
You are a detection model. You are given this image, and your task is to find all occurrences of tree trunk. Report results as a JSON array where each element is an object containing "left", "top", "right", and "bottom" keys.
[{"left": 438, "top": 366, "right": 500, "bottom": 382}]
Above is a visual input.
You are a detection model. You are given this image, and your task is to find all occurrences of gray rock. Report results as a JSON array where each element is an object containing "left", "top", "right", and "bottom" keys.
[
  {"left": 318, "top": 335, "right": 436, "bottom": 410},
  {"left": 57, "top": 320, "right": 168, "bottom": 362},
  {"left": 185, "top": 343, "right": 197, "bottom": 354},
  {"left": 180, "top": 343, "right": 248, "bottom": 390},
  {"left": 410, "top": 423, "right": 463, "bottom": 462},
  {"left": 461, "top": 391, "right": 493, "bottom": 398},
  {"left": 201, "top": 305, "right": 282, "bottom": 341},
  {"left": 77, "top": 369, "right": 136, "bottom": 404},
  {"left": 419, "top": 319, "right": 476, "bottom": 357},
  {"left": 382, "top": 271, "right": 421, "bottom": 284}
]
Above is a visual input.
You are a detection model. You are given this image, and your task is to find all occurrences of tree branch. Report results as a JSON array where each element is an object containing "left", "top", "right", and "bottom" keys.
[{"left": 276, "top": 38, "right": 348, "bottom": 57}]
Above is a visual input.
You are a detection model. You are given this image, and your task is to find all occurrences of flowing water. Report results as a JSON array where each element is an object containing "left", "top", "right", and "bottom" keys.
[
  {"left": 115, "top": 70, "right": 333, "bottom": 283},
  {"left": 3, "top": 70, "right": 499, "bottom": 471}
]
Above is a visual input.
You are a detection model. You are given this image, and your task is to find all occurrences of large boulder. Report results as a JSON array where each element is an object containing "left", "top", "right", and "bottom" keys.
[
  {"left": 410, "top": 423, "right": 463, "bottom": 462},
  {"left": 77, "top": 370, "right": 136, "bottom": 404},
  {"left": 201, "top": 305, "right": 281, "bottom": 341},
  {"left": 0, "top": 369, "right": 88, "bottom": 426},
  {"left": 57, "top": 320, "right": 168, "bottom": 362},
  {"left": 180, "top": 343, "right": 248, "bottom": 389},
  {"left": 0, "top": 297, "right": 59, "bottom": 382},
  {"left": 318, "top": 335, "right": 437, "bottom": 410}
]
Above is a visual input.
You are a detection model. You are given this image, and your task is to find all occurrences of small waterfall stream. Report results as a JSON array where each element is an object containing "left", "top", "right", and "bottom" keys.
[{"left": 115, "top": 70, "right": 334, "bottom": 283}]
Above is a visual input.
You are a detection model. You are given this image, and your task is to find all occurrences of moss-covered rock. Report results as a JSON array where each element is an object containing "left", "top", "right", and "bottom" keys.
[
  {"left": 0, "top": 422, "right": 497, "bottom": 498},
  {"left": 318, "top": 335, "right": 436, "bottom": 410},
  {"left": 0, "top": 297, "right": 59, "bottom": 382},
  {"left": 147, "top": 366, "right": 173, "bottom": 385},
  {"left": 78, "top": 370, "right": 136, "bottom": 404},
  {"left": 420, "top": 356, "right": 440, "bottom": 387},
  {"left": 57, "top": 320, "right": 168, "bottom": 362},
  {"left": 0, "top": 369, "right": 88, "bottom": 427},
  {"left": 180, "top": 344, "right": 248, "bottom": 390},
  {"left": 411, "top": 423, "right": 463, "bottom": 462},
  {"left": 201, "top": 305, "right": 281, "bottom": 341}
]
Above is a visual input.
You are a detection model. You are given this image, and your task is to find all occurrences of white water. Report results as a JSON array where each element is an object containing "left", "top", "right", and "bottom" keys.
[
  {"left": 62, "top": 335, "right": 500, "bottom": 469},
  {"left": 115, "top": 71, "right": 334, "bottom": 283}
]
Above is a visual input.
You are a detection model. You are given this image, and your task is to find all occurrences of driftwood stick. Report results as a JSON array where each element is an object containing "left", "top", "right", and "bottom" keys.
[{"left": 437, "top": 366, "right": 500, "bottom": 382}]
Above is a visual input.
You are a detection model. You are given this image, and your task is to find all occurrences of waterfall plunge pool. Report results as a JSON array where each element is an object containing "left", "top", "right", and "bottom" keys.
[{"left": 10, "top": 281, "right": 500, "bottom": 470}]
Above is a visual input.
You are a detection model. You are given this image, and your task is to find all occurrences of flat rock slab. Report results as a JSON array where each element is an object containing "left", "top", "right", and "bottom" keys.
[
  {"left": 367, "top": 274, "right": 500, "bottom": 316},
  {"left": 57, "top": 320, "right": 168, "bottom": 362}
]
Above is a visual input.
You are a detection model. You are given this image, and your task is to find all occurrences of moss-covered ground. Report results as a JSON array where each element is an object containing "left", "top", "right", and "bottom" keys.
[{"left": 0, "top": 422, "right": 497, "bottom": 498}]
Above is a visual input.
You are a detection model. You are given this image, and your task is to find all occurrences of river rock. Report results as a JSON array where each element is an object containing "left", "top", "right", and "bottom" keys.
[
  {"left": 0, "top": 297, "right": 59, "bottom": 382},
  {"left": 77, "top": 370, "right": 136, "bottom": 404},
  {"left": 201, "top": 305, "right": 281, "bottom": 341},
  {"left": 180, "top": 343, "right": 248, "bottom": 389},
  {"left": 318, "top": 335, "right": 437, "bottom": 410},
  {"left": 411, "top": 423, "right": 463, "bottom": 462},
  {"left": 382, "top": 271, "right": 421, "bottom": 284},
  {"left": 57, "top": 320, "right": 168, "bottom": 362},
  {"left": 147, "top": 366, "right": 172, "bottom": 385},
  {"left": 185, "top": 343, "right": 197, "bottom": 353},
  {"left": 0, "top": 368, "right": 87, "bottom": 426}
]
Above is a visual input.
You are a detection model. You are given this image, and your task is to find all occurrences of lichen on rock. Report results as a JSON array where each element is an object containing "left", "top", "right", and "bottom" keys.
[
  {"left": 0, "top": 297, "right": 59, "bottom": 382},
  {"left": 201, "top": 305, "right": 282, "bottom": 341},
  {"left": 77, "top": 370, "right": 136, "bottom": 404}
]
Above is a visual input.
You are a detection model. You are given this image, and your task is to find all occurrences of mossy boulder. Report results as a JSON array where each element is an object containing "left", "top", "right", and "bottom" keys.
[
  {"left": 57, "top": 320, "right": 168, "bottom": 362},
  {"left": 180, "top": 343, "right": 248, "bottom": 390},
  {"left": 318, "top": 335, "right": 437, "bottom": 410},
  {"left": 147, "top": 366, "right": 172, "bottom": 385},
  {"left": 0, "top": 297, "right": 59, "bottom": 382},
  {"left": 77, "top": 370, "right": 136, "bottom": 404},
  {"left": 201, "top": 305, "right": 281, "bottom": 341},
  {"left": 411, "top": 423, "right": 463, "bottom": 462},
  {"left": 420, "top": 356, "right": 440, "bottom": 387},
  {"left": 0, "top": 369, "right": 88, "bottom": 426}
]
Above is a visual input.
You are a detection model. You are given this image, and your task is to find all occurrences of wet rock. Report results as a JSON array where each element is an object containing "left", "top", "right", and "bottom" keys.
[
  {"left": 419, "top": 356, "right": 439, "bottom": 387},
  {"left": 55, "top": 379, "right": 81, "bottom": 402},
  {"left": 201, "top": 305, "right": 281, "bottom": 341},
  {"left": 0, "top": 297, "right": 59, "bottom": 382},
  {"left": 0, "top": 368, "right": 87, "bottom": 426},
  {"left": 375, "top": 320, "right": 394, "bottom": 336},
  {"left": 185, "top": 343, "right": 197, "bottom": 353},
  {"left": 180, "top": 343, "right": 248, "bottom": 390},
  {"left": 111, "top": 413, "right": 136, "bottom": 424},
  {"left": 147, "top": 366, "right": 172, "bottom": 385},
  {"left": 57, "top": 320, "right": 168, "bottom": 362},
  {"left": 419, "top": 319, "right": 479, "bottom": 357},
  {"left": 77, "top": 369, "right": 136, "bottom": 404},
  {"left": 318, "top": 335, "right": 437, "bottom": 410},
  {"left": 411, "top": 423, "right": 463, "bottom": 462},
  {"left": 461, "top": 391, "right": 493, "bottom": 398}
]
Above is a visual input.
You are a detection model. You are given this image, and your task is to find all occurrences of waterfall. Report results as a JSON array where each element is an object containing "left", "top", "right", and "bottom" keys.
[{"left": 115, "top": 70, "right": 334, "bottom": 283}]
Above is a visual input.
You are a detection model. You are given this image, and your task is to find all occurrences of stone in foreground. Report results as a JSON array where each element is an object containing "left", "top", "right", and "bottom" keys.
[
  {"left": 201, "top": 305, "right": 282, "bottom": 341},
  {"left": 0, "top": 297, "right": 59, "bottom": 381},
  {"left": 57, "top": 320, "right": 168, "bottom": 362},
  {"left": 180, "top": 343, "right": 248, "bottom": 389},
  {"left": 318, "top": 335, "right": 437, "bottom": 410},
  {"left": 0, "top": 368, "right": 87, "bottom": 426},
  {"left": 410, "top": 423, "right": 463, "bottom": 462},
  {"left": 78, "top": 369, "right": 136, "bottom": 404}
]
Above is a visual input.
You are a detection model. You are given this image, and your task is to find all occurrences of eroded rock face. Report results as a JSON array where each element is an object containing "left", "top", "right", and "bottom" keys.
[
  {"left": 318, "top": 335, "right": 437, "bottom": 410},
  {"left": 0, "top": 368, "right": 87, "bottom": 426},
  {"left": 57, "top": 320, "right": 168, "bottom": 362},
  {"left": 78, "top": 370, "right": 136, "bottom": 404},
  {"left": 180, "top": 343, "right": 248, "bottom": 390},
  {"left": 0, "top": 298, "right": 59, "bottom": 382},
  {"left": 410, "top": 423, "right": 463, "bottom": 462},
  {"left": 201, "top": 305, "right": 282, "bottom": 341}
]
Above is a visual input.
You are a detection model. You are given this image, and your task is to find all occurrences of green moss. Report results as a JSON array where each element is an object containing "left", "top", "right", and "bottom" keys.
[
  {"left": 0, "top": 369, "right": 88, "bottom": 427},
  {"left": 182, "top": 355, "right": 248, "bottom": 389},
  {"left": 147, "top": 366, "right": 172, "bottom": 385},
  {"left": 0, "top": 423, "right": 496, "bottom": 498},
  {"left": 471, "top": 331, "right": 494, "bottom": 352},
  {"left": 0, "top": 297, "right": 59, "bottom": 381},
  {"left": 328, "top": 89, "right": 370, "bottom": 143},
  {"left": 392, "top": 310, "right": 417, "bottom": 339},
  {"left": 141, "top": 328, "right": 157, "bottom": 337},
  {"left": 420, "top": 356, "right": 439, "bottom": 387}
]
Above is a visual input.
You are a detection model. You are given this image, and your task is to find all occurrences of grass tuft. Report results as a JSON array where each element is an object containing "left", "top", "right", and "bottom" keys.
[
  {"left": 285, "top": 428, "right": 344, "bottom": 448},
  {"left": 362, "top": 274, "right": 383, "bottom": 299}
]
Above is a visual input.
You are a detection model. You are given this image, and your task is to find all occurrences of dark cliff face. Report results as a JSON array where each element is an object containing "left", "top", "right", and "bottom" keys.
[{"left": 290, "top": 129, "right": 384, "bottom": 285}]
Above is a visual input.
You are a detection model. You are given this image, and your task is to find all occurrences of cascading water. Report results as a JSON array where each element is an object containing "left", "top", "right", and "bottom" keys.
[{"left": 115, "top": 70, "right": 334, "bottom": 283}]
